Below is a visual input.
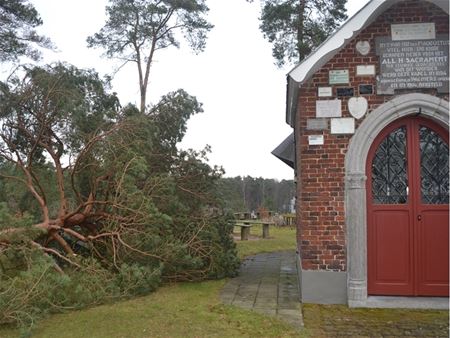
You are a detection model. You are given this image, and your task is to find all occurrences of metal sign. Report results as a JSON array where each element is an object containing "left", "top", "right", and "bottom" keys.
[
  {"left": 336, "top": 87, "right": 354, "bottom": 97},
  {"left": 359, "top": 84, "right": 373, "bottom": 95}
]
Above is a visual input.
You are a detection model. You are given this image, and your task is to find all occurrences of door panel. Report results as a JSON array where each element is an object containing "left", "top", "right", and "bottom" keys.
[
  {"left": 369, "top": 210, "right": 413, "bottom": 295},
  {"left": 418, "top": 210, "right": 449, "bottom": 295},
  {"left": 367, "top": 117, "right": 449, "bottom": 297},
  {"left": 416, "top": 123, "right": 449, "bottom": 296}
]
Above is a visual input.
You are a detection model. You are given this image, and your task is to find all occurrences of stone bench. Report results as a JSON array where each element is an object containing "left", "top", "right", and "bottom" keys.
[{"left": 234, "top": 221, "right": 274, "bottom": 240}]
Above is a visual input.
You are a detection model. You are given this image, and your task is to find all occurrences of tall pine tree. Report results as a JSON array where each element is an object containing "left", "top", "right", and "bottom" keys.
[
  {"left": 250, "top": 0, "right": 347, "bottom": 66},
  {"left": 0, "top": 0, "right": 52, "bottom": 62},
  {"left": 87, "top": 0, "right": 213, "bottom": 114}
]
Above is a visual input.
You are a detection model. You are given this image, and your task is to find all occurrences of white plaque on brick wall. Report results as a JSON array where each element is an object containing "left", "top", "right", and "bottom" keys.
[
  {"left": 316, "top": 99, "right": 341, "bottom": 118},
  {"left": 331, "top": 118, "right": 355, "bottom": 134},
  {"left": 356, "top": 65, "right": 375, "bottom": 76},
  {"left": 308, "top": 135, "right": 324, "bottom": 146},
  {"left": 391, "top": 23, "right": 435, "bottom": 41},
  {"left": 318, "top": 87, "right": 333, "bottom": 97}
]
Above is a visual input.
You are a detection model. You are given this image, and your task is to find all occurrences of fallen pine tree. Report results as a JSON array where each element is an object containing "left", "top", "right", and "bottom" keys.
[{"left": 0, "top": 63, "right": 239, "bottom": 330}]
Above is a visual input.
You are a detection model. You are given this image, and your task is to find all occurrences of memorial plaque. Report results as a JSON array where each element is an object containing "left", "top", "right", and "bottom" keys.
[
  {"left": 318, "top": 87, "right": 333, "bottom": 97},
  {"left": 356, "top": 65, "right": 376, "bottom": 76},
  {"left": 376, "top": 36, "right": 449, "bottom": 94},
  {"left": 307, "top": 118, "right": 328, "bottom": 130},
  {"left": 308, "top": 135, "right": 324, "bottom": 146},
  {"left": 391, "top": 23, "right": 435, "bottom": 41},
  {"left": 316, "top": 99, "right": 342, "bottom": 118},
  {"left": 359, "top": 84, "right": 373, "bottom": 95},
  {"left": 331, "top": 118, "right": 355, "bottom": 134},
  {"left": 336, "top": 87, "right": 354, "bottom": 97},
  {"left": 356, "top": 41, "right": 371, "bottom": 55},
  {"left": 348, "top": 97, "right": 368, "bottom": 119},
  {"left": 329, "top": 70, "right": 349, "bottom": 84}
]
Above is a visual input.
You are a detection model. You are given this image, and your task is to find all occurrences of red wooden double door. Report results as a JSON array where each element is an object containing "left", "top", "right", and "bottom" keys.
[{"left": 367, "top": 117, "right": 449, "bottom": 296}]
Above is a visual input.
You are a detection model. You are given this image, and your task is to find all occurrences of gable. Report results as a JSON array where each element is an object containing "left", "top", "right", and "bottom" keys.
[{"left": 285, "top": 0, "right": 449, "bottom": 127}]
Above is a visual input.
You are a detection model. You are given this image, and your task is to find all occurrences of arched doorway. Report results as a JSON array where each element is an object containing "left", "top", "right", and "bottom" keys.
[
  {"left": 366, "top": 117, "right": 449, "bottom": 296},
  {"left": 345, "top": 93, "right": 449, "bottom": 307}
]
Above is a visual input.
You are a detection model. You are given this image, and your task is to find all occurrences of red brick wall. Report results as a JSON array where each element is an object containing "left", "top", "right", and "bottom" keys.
[{"left": 296, "top": 0, "right": 449, "bottom": 272}]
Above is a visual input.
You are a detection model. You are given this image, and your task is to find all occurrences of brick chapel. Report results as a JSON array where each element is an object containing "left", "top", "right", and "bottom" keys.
[{"left": 274, "top": 0, "right": 449, "bottom": 308}]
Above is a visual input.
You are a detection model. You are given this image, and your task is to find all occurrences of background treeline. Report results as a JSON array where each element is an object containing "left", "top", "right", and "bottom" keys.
[{"left": 218, "top": 176, "right": 295, "bottom": 213}]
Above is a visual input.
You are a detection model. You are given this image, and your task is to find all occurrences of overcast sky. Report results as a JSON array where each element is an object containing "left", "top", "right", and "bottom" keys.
[{"left": 5, "top": 0, "right": 370, "bottom": 180}]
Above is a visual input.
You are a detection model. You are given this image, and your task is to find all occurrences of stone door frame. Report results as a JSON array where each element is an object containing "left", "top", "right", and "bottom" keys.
[{"left": 345, "top": 93, "right": 449, "bottom": 307}]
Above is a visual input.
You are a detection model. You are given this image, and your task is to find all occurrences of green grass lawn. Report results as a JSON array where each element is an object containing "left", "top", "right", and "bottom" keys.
[
  {"left": 0, "top": 225, "right": 302, "bottom": 338},
  {"left": 234, "top": 224, "right": 296, "bottom": 259}
]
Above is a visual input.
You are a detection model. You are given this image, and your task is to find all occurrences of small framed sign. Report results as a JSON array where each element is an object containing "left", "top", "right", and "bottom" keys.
[
  {"left": 331, "top": 118, "right": 355, "bottom": 134},
  {"left": 329, "top": 70, "right": 349, "bottom": 84},
  {"left": 318, "top": 87, "right": 333, "bottom": 97},
  {"left": 356, "top": 65, "right": 376, "bottom": 76},
  {"left": 308, "top": 135, "right": 324, "bottom": 146},
  {"left": 336, "top": 87, "right": 354, "bottom": 97},
  {"left": 307, "top": 118, "right": 328, "bottom": 130},
  {"left": 359, "top": 84, "right": 373, "bottom": 95}
]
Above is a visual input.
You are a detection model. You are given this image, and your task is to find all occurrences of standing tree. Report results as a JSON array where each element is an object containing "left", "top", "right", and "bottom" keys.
[
  {"left": 249, "top": 0, "right": 347, "bottom": 66},
  {"left": 87, "top": 0, "right": 213, "bottom": 113},
  {"left": 0, "top": 0, "right": 52, "bottom": 62}
]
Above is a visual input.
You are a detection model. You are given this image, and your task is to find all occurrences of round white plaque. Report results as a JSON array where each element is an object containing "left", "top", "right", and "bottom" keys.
[
  {"left": 348, "top": 97, "right": 368, "bottom": 119},
  {"left": 356, "top": 41, "right": 371, "bottom": 55}
]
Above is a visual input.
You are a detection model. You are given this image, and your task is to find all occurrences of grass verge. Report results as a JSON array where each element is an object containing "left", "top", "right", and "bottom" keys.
[
  {"left": 234, "top": 224, "right": 296, "bottom": 259},
  {"left": 2, "top": 281, "right": 302, "bottom": 338},
  {"left": 303, "top": 303, "right": 449, "bottom": 337}
]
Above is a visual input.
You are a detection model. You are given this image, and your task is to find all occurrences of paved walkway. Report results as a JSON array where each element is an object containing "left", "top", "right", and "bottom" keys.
[
  {"left": 220, "top": 250, "right": 303, "bottom": 328},
  {"left": 220, "top": 251, "right": 448, "bottom": 337}
]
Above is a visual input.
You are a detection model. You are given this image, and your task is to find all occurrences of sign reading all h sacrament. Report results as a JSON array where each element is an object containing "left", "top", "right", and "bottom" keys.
[{"left": 376, "top": 33, "right": 449, "bottom": 94}]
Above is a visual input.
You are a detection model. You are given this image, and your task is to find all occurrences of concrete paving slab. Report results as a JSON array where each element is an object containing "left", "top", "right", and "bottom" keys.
[{"left": 220, "top": 250, "right": 303, "bottom": 328}]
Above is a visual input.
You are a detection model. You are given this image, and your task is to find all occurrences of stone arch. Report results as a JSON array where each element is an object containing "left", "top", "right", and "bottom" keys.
[{"left": 345, "top": 93, "right": 449, "bottom": 307}]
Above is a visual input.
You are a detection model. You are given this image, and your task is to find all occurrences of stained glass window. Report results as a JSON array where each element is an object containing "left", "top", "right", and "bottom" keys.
[{"left": 372, "top": 127, "right": 408, "bottom": 204}]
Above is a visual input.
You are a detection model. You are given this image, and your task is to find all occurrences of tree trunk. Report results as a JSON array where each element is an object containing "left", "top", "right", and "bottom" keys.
[
  {"left": 140, "top": 87, "right": 146, "bottom": 114},
  {"left": 297, "top": 0, "right": 306, "bottom": 62}
]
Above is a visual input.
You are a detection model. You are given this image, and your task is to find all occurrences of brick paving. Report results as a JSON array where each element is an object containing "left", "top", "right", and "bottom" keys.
[{"left": 220, "top": 250, "right": 449, "bottom": 337}]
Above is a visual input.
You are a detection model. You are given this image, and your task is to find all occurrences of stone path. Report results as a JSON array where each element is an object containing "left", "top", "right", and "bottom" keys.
[{"left": 220, "top": 250, "right": 303, "bottom": 328}]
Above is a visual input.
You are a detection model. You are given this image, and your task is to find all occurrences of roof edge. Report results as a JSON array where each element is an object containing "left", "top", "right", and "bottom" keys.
[
  {"left": 285, "top": 0, "right": 449, "bottom": 126},
  {"left": 288, "top": 0, "right": 449, "bottom": 84}
]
